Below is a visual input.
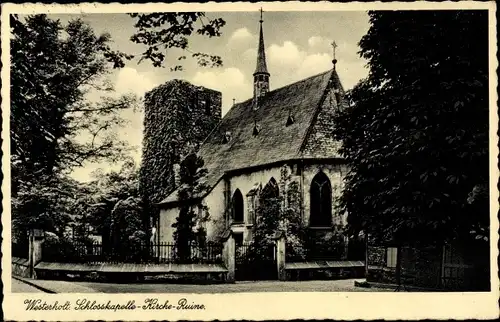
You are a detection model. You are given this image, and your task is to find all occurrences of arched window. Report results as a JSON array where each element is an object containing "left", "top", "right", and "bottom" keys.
[
  {"left": 232, "top": 189, "right": 244, "bottom": 223},
  {"left": 262, "top": 178, "right": 279, "bottom": 198},
  {"left": 257, "top": 178, "right": 280, "bottom": 225},
  {"left": 310, "top": 172, "right": 332, "bottom": 227}
]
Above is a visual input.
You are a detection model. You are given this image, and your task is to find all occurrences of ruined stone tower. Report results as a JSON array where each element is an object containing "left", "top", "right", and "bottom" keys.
[{"left": 140, "top": 80, "right": 222, "bottom": 223}]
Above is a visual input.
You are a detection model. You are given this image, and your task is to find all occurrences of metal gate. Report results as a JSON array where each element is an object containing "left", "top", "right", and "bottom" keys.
[
  {"left": 236, "top": 243, "right": 277, "bottom": 281},
  {"left": 441, "top": 245, "right": 475, "bottom": 290}
]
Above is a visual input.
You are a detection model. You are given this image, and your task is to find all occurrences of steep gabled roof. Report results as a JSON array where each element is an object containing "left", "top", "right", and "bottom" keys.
[{"left": 159, "top": 69, "right": 343, "bottom": 206}]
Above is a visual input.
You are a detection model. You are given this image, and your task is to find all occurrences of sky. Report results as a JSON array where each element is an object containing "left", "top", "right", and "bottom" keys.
[{"left": 49, "top": 11, "right": 370, "bottom": 182}]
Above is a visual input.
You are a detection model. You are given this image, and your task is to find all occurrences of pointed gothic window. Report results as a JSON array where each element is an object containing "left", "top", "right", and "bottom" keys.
[
  {"left": 232, "top": 189, "right": 244, "bottom": 223},
  {"left": 262, "top": 177, "right": 279, "bottom": 197},
  {"left": 257, "top": 178, "right": 279, "bottom": 225},
  {"left": 246, "top": 183, "right": 261, "bottom": 225},
  {"left": 286, "top": 114, "right": 295, "bottom": 126},
  {"left": 310, "top": 172, "right": 332, "bottom": 227}
]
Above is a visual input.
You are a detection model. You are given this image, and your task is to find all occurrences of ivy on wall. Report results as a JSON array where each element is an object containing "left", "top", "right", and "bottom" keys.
[{"left": 140, "top": 80, "right": 221, "bottom": 228}]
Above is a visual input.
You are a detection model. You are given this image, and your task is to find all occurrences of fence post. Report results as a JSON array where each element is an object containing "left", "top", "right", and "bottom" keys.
[
  {"left": 273, "top": 231, "right": 286, "bottom": 281},
  {"left": 28, "top": 229, "right": 44, "bottom": 279},
  {"left": 221, "top": 230, "right": 235, "bottom": 283}
]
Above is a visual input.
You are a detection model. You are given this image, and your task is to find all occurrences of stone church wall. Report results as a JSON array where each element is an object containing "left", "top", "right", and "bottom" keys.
[
  {"left": 158, "top": 180, "right": 226, "bottom": 244},
  {"left": 158, "top": 161, "right": 348, "bottom": 244},
  {"left": 158, "top": 207, "right": 178, "bottom": 244},
  {"left": 203, "top": 180, "right": 226, "bottom": 240},
  {"left": 228, "top": 166, "right": 284, "bottom": 241}
]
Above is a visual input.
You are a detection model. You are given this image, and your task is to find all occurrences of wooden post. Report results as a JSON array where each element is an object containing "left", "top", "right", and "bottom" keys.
[
  {"left": 221, "top": 230, "right": 235, "bottom": 283},
  {"left": 273, "top": 231, "right": 286, "bottom": 281}
]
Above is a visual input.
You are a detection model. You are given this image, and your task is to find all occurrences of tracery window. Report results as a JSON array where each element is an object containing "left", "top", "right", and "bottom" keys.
[{"left": 309, "top": 172, "right": 332, "bottom": 227}]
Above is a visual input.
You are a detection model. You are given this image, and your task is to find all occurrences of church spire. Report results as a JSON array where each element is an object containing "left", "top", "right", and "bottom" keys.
[{"left": 253, "top": 8, "right": 270, "bottom": 104}]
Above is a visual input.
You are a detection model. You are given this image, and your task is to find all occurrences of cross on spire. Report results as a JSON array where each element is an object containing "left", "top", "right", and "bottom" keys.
[
  {"left": 259, "top": 7, "right": 264, "bottom": 23},
  {"left": 331, "top": 41, "right": 338, "bottom": 68},
  {"left": 331, "top": 41, "right": 338, "bottom": 60}
]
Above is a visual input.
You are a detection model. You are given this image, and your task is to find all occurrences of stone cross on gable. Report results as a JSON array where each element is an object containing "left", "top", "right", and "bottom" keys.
[{"left": 331, "top": 41, "right": 338, "bottom": 60}]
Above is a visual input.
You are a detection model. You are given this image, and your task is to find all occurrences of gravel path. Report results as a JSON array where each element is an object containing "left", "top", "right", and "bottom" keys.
[{"left": 17, "top": 278, "right": 393, "bottom": 293}]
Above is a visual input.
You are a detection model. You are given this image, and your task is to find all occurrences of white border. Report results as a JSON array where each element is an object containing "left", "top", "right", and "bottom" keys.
[{"left": 2, "top": 2, "right": 498, "bottom": 321}]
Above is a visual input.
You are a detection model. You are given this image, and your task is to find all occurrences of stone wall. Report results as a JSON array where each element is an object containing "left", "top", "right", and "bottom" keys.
[
  {"left": 12, "top": 257, "right": 30, "bottom": 278},
  {"left": 302, "top": 84, "right": 343, "bottom": 158},
  {"left": 140, "top": 80, "right": 222, "bottom": 218}
]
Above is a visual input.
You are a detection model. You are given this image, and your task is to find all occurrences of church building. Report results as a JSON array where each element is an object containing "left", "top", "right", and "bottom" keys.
[{"left": 153, "top": 15, "right": 349, "bottom": 247}]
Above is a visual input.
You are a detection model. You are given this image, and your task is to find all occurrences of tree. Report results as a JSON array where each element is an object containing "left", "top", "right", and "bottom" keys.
[
  {"left": 76, "top": 159, "right": 142, "bottom": 249},
  {"left": 10, "top": 14, "right": 137, "bottom": 235},
  {"left": 12, "top": 174, "right": 78, "bottom": 239},
  {"left": 129, "top": 13, "right": 225, "bottom": 70},
  {"left": 11, "top": 14, "right": 136, "bottom": 182},
  {"left": 172, "top": 154, "right": 210, "bottom": 263},
  {"left": 333, "top": 11, "right": 489, "bottom": 247}
]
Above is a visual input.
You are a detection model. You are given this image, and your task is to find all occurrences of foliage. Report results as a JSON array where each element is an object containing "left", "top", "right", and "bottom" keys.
[
  {"left": 10, "top": 14, "right": 138, "bottom": 237},
  {"left": 12, "top": 175, "right": 77, "bottom": 238},
  {"left": 172, "top": 154, "right": 210, "bottom": 262},
  {"left": 77, "top": 159, "right": 143, "bottom": 245},
  {"left": 251, "top": 166, "right": 308, "bottom": 260},
  {"left": 332, "top": 11, "right": 489, "bottom": 245},
  {"left": 10, "top": 14, "right": 136, "bottom": 183},
  {"left": 129, "top": 13, "right": 225, "bottom": 70},
  {"left": 110, "top": 196, "right": 145, "bottom": 247}
]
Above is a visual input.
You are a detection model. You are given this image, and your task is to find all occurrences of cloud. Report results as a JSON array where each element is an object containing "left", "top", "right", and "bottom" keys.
[
  {"left": 114, "top": 67, "right": 158, "bottom": 98},
  {"left": 297, "top": 53, "right": 332, "bottom": 79},
  {"left": 243, "top": 48, "right": 257, "bottom": 62},
  {"left": 265, "top": 39, "right": 367, "bottom": 90},
  {"left": 228, "top": 27, "right": 254, "bottom": 46},
  {"left": 308, "top": 36, "right": 327, "bottom": 48},
  {"left": 268, "top": 41, "right": 304, "bottom": 66},
  {"left": 307, "top": 36, "right": 334, "bottom": 53},
  {"left": 191, "top": 67, "right": 251, "bottom": 115}
]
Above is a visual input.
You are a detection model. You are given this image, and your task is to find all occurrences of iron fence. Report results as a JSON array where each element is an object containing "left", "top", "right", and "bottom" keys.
[
  {"left": 286, "top": 245, "right": 344, "bottom": 262},
  {"left": 42, "top": 241, "right": 223, "bottom": 264}
]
